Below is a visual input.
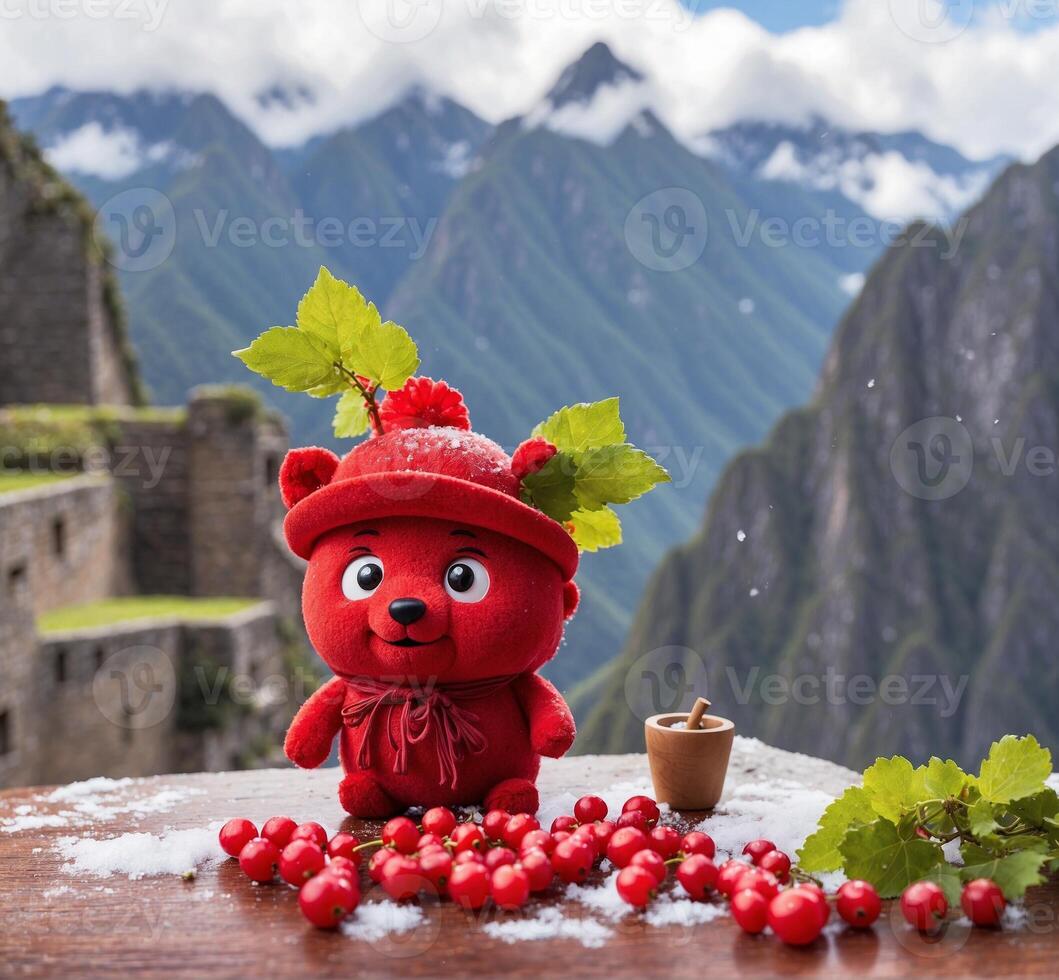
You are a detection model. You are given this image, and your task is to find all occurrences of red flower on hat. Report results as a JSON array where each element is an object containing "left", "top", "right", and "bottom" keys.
[
  {"left": 379, "top": 377, "right": 471, "bottom": 432},
  {"left": 512, "top": 437, "right": 558, "bottom": 480}
]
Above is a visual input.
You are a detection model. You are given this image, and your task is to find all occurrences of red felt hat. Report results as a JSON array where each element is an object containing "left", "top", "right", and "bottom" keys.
[{"left": 281, "top": 383, "right": 579, "bottom": 581}]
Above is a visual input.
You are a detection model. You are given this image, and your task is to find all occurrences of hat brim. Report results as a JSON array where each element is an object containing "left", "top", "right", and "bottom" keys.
[{"left": 284, "top": 471, "right": 579, "bottom": 581}]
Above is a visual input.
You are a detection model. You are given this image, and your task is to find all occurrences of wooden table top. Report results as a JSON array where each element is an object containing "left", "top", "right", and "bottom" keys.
[{"left": 1, "top": 755, "right": 1054, "bottom": 978}]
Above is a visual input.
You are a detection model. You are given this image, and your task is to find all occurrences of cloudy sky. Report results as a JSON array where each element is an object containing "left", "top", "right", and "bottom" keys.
[{"left": 2, "top": 0, "right": 1059, "bottom": 159}]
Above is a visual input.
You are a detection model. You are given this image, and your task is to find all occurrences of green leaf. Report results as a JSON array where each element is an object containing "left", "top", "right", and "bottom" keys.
[
  {"left": 520, "top": 453, "right": 579, "bottom": 522},
  {"left": 233, "top": 327, "right": 334, "bottom": 392},
  {"left": 839, "top": 819, "right": 943, "bottom": 898},
  {"left": 1009, "top": 788, "right": 1059, "bottom": 828},
  {"left": 296, "top": 266, "right": 356, "bottom": 355},
  {"left": 968, "top": 798, "right": 999, "bottom": 837},
  {"left": 923, "top": 757, "right": 968, "bottom": 799},
  {"left": 978, "top": 735, "right": 1052, "bottom": 804},
  {"left": 862, "top": 756, "right": 928, "bottom": 824},
  {"left": 569, "top": 506, "right": 622, "bottom": 552},
  {"left": 797, "top": 785, "right": 874, "bottom": 872},
  {"left": 921, "top": 863, "right": 963, "bottom": 905},
  {"left": 344, "top": 318, "right": 419, "bottom": 391},
  {"left": 572, "top": 444, "right": 670, "bottom": 510},
  {"left": 959, "top": 846, "right": 1048, "bottom": 900},
  {"left": 333, "top": 390, "right": 370, "bottom": 438},
  {"left": 533, "top": 398, "right": 625, "bottom": 453}
]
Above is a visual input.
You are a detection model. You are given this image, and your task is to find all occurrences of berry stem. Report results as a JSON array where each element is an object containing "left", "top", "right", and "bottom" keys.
[{"left": 335, "top": 362, "right": 384, "bottom": 436}]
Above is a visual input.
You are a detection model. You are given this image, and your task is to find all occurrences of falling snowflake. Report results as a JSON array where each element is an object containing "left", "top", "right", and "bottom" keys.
[
  {"left": 866, "top": 378, "right": 875, "bottom": 389},
  {"left": 736, "top": 530, "right": 746, "bottom": 542},
  {"left": 749, "top": 588, "right": 759, "bottom": 597}
]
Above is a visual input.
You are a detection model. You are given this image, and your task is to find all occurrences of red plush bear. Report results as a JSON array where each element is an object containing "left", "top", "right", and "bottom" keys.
[{"left": 280, "top": 381, "right": 580, "bottom": 817}]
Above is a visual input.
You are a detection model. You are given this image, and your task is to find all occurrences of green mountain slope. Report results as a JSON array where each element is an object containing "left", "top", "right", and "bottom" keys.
[{"left": 576, "top": 146, "right": 1059, "bottom": 768}]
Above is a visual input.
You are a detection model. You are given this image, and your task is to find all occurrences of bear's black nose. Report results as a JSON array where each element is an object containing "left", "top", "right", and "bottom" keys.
[{"left": 389, "top": 598, "right": 427, "bottom": 626}]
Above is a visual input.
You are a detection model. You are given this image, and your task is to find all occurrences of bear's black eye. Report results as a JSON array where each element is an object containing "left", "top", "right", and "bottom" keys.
[
  {"left": 444, "top": 558, "right": 490, "bottom": 603},
  {"left": 447, "top": 563, "right": 475, "bottom": 593},
  {"left": 358, "top": 562, "right": 384, "bottom": 591}
]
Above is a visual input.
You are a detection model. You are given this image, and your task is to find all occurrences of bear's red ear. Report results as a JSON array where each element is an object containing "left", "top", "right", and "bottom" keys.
[
  {"left": 563, "top": 580, "right": 580, "bottom": 621},
  {"left": 279, "top": 447, "right": 340, "bottom": 509}
]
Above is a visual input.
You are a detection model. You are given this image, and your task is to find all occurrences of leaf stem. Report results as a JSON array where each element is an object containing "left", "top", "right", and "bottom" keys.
[{"left": 335, "top": 362, "right": 383, "bottom": 436}]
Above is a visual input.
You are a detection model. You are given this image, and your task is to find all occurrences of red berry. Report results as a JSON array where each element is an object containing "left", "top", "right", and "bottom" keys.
[
  {"left": 327, "top": 833, "right": 362, "bottom": 865},
  {"left": 483, "top": 810, "right": 511, "bottom": 840},
  {"left": 606, "top": 827, "right": 649, "bottom": 868},
  {"left": 447, "top": 862, "right": 489, "bottom": 909},
  {"left": 679, "top": 831, "right": 715, "bottom": 859},
  {"left": 418, "top": 849, "right": 453, "bottom": 891},
  {"left": 615, "top": 810, "right": 648, "bottom": 832},
  {"left": 552, "top": 838, "right": 594, "bottom": 883},
  {"left": 421, "top": 807, "right": 458, "bottom": 838},
  {"left": 382, "top": 817, "right": 420, "bottom": 854},
  {"left": 629, "top": 848, "right": 666, "bottom": 884},
  {"left": 511, "top": 436, "right": 558, "bottom": 480},
  {"left": 961, "top": 878, "right": 1005, "bottom": 927},
  {"left": 768, "top": 888, "right": 825, "bottom": 946},
  {"left": 731, "top": 888, "right": 769, "bottom": 933},
  {"left": 219, "top": 818, "right": 258, "bottom": 858},
  {"left": 734, "top": 868, "right": 780, "bottom": 901},
  {"left": 676, "top": 854, "right": 718, "bottom": 900},
  {"left": 451, "top": 823, "right": 487, "bottom": 855},
  {"left": 571, "top": 824, "right": 602, "bottom": 859},
  {"left": 574, "top": 795, "right": 608, "bottom": 824},
  {"left": 238, "top": 837, "right": 280, "bottom": 883},
  {"left": 260, "top": 816, "right": 296, "bottom": 850},
  {"left": 716, "top": 859, "right": 751, "bottom": 897},
  {"left": 550, "top": 814, "right": 578, "bottom": 835},
  {"left": 280, "top": 838, "right": 326, "bottom": 886},
  {"left": 901, "top": 880, "right": 948, "bottom": 931},
  {"left": 742, "top": 839, "right": 776, "bottom": 864},
  {"left": 417, "top": 833, "right": 445, "bottom": 851},
  {"left": 502, "top": 814, "right": 540, "bottom": 849},
  {"left": 757, "top": 850, "right": 791, "bottom": 883},
  {"left": 368, "top": 847, "right": 395, "bottom": 883},
  {"left": 798, "top": 882, "right": 831, "bottom": 928},
  {"left": 518, "top": 850, "right": 554, "bottom": 892},
  {"left": 453, "top": 849, "right": 483, "bottom": 866},
  {"left": 621, "top": 796, "right": 661, "bottom": 827},
  {"left": 837, "top": 880, "right": 881, "bottom": 928},
  {"left": 289, "top": 822, "right": 328, "bottom": 852},
  {"left": 591, "top": 821, "right": 616, "bottom": 852},
  {"left": 326, "top": 856, "right": 358, "bottom": 883},
  {"left": 484, "top": 847, "right": 517, "bottom": 872},
  {"left": 491, "top": 864, "right": 531, "bottom": 909},
  {"left": 519, "top": 830, "right": 554, "bottom": 856},
  {"left": 617, "top": 865, "right": 658, "bottom": 907},
  {"left": 381, "top": 854, "right": 422, "bottom": 901},
  {"left": 299, "top": 871, "right": 358, "bottom": 928}
]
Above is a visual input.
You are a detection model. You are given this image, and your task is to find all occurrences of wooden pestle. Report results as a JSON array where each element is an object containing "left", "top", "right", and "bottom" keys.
[{"left": 686, "top": 696, "right": 711, "bottom": 730}]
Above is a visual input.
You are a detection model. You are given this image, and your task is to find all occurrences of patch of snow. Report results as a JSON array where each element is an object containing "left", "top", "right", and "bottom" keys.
[
  {"left": 56, "top": 824, "right": 224, "bottom": 879},
  {"left": 433, "top": 140, "right": 474, "bottom": 179},
  {"left": 484, "top": 906, "right": 612, "bottom": 947},
  {"left": 342, "top": 901, "right": 424, "bottom": 942}
]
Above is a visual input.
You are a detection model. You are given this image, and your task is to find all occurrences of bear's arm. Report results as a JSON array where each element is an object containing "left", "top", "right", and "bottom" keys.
[
  {"left": 513, "top": 673, "right": 576, "bottom": 758},
  {"left": 284, "top": 676, "right": 346, "bottom": 769}
]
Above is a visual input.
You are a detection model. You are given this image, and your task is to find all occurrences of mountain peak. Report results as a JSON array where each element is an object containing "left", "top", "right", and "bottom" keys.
[{"left": 546, "top": 41, "right": 643, "bottom": 109}]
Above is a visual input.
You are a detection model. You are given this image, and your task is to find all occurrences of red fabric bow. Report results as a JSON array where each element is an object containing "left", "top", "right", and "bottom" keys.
[{"left": 340, "top": 675, "right": 517, "bottom": 790}]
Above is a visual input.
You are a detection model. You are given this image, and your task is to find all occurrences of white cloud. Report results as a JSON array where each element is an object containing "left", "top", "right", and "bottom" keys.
[
  {"left": 43, "top": 122, "right": 175, "bottom": 179},
  {"left": 526, "top": 77, "right": 656, "bottom": 146},
  {"left": 1, "top": 0, "right": 1058, "bottom": 161}
]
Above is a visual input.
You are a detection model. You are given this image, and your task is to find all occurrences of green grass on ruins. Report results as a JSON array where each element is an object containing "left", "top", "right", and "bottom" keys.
[
  {"left": 38, "top": 596, "right": 260, "bottom": 633},
  {"left": 0, "top": 472, "right": 76, "bottom": 495}
]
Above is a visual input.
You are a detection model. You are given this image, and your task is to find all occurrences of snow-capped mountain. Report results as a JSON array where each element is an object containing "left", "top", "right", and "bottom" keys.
[{"left": 702, "top": 117, "right": 1011, "bottom": 225}]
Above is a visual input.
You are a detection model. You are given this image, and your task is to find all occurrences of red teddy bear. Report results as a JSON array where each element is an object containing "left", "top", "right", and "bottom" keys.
[{"left": 280, "top": 382, "right": 579, "bottom": 817}]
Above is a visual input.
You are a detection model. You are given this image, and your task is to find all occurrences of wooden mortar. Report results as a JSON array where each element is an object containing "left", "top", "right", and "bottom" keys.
[{"left": 644, "top": 698, "right": 735, "bottom": 810}]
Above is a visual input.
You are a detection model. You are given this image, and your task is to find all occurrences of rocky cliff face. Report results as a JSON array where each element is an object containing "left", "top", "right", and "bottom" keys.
[{"left": 576, "top": 146, "right": 1059, "bottom": 770}]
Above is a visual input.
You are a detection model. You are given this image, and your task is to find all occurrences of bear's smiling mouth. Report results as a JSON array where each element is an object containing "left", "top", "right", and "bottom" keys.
[{"left": 388, "top": 637, "right": 428, "bottom": 648}]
